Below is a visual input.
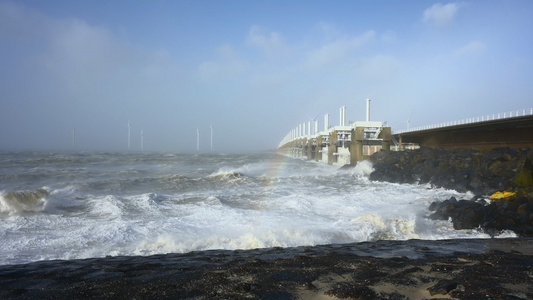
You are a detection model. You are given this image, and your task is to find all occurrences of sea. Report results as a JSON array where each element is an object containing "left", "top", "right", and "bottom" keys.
[{"left": 0, "top": 151, "right": 516, "bottom": 266}]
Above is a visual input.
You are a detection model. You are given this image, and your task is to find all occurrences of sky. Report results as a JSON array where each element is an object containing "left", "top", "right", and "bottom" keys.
[{"left": 1, "top": 1, "right": 532, "bottom": 152}]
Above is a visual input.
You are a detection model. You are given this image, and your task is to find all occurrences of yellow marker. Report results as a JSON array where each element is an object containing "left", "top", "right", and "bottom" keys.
[{"left": 489, "top": 191, "right": 516, "bottom": 201}]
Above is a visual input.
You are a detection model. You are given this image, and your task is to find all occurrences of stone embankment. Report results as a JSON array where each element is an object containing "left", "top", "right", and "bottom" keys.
[{"left": 369, "top": 147, "right": 533, "bottom": 236}]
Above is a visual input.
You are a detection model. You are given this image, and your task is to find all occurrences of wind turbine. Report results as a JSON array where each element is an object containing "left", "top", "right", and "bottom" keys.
[
  {"left": 196, "top": 128, "right": 200, "bottom": 152},
  {"left": 210, "top": 123, "right": 213, "bottom": 151},
  {"left": 141, "top": 130, "right": 144, "bottom": 151},
  {"left": 407, "top": 111, "right": 413, "bottom": 130},
  {"left": 306, "top": 113, "right": 320, "bottom": 135},
  {"left": 127, "top": 120, "right": 131, "bottom": 150},
  {"left": 72, "top": 128, "right": 76, "bottom": 146}
]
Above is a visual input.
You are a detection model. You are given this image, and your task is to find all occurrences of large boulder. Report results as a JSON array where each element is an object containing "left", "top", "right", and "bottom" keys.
[
  {"left": 428, "top": 196, "right": 485, "bottom": 230},
  {"left": 428, "top": 195, "right": 533, "bottom": 237}
]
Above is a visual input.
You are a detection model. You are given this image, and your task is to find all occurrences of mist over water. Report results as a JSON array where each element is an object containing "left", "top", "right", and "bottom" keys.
[{"left": 0, "top": 151, "right": 515, "bottom": 265}]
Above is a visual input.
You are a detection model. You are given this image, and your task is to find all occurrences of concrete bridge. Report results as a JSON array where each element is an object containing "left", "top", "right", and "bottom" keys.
[
  {"left": 394, "top": 109, "right": 533, "bottom": 150},
  {"left": 278, "top": 106, "right": 533, "bottom": 165}
]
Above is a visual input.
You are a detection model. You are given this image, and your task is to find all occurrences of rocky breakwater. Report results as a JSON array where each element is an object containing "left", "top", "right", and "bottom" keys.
[{"left": 369, "top": 147, "right": 533, "bottom": 236}]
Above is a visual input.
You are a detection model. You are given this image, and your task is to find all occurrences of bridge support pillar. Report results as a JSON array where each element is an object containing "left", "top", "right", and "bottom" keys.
[
  {"left": 350, "top": 127, "right": 364, "bottom": 164},
  {"left": 380, "top": 127, "right": 392, "bottom": 151},
  {"left": 328, "top": 131, "right": 337, "bottom": 165},
  {"left": 316, "top": 136, "right": 322, "bottom": 162},
  {"left": 307, "top": 139, "right": 313, "bottom": 160}
]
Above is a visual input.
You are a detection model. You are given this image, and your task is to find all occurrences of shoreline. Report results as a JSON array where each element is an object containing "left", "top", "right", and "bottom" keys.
[
  {"left": 1, "top": 238, "right": 532, "bottom": 299},
  {"left": 2, "top": 148, "right": 533, "bottom": 299},
  {"left": 369, "top": 147, "right": 533, "bottom": 238}
]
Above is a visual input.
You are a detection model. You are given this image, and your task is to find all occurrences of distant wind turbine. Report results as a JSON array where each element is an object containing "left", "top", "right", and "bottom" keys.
[
  {"left": 141, "top": 130, "right": 144, "bottom": 151},
  {"left": 72, "top": 128, "right": 76, "bottom": 146},
  {"left": 407, "top": 111, "right": 413, "bottom": 130},
  {"left": 210, "top": 123, "right": 213, "bottom": 151},
  {"left": 306, "top": 113, "right": 321, "bottom": 135},
  {"left": 127, "top": 120, "right": 131, "bottom": 150},
  {"left": 197, "top": 128, "right": 200, "bottom": 152}
]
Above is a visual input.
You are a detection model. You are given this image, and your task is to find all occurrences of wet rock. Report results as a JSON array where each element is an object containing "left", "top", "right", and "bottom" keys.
[
  {"left": 429, "top": 195, "right": 533, "bottom": 236},
  {"left": 373, "top": 147, "right": 533, "bottom": 235},
  {"left": 451, "top": 203, "right": 484, "bottom": 230},
  {"left": 428, "top": 280, "right": 464, "bottom": 296},
  {"left": 326, "top": 285, "right": 378, "bottom": 300},
  {"left": 1, "top": 239, "right": 532, "bottom": 300},
  {"left": 429, "top": 197, "right": 485, "bottom": 230},
  {"left": 370, "top": 147, "right": 533, "bottom": 195}
]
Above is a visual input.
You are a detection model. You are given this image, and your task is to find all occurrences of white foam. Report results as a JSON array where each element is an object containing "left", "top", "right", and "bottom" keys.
[
  {"left": 87, "top": 195, "right": 125, "bottom": 219},
  {"left": 353, "top": 160, "right": 374, "bottom": 177},
  {"left": 0, "top": 153, "right": 515, "bottom": 265},
  {"left": 0, "top": 188, "right": 49, "bottom": 215}
]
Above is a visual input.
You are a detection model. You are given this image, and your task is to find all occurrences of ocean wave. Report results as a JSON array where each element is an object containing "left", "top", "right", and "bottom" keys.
[
  {"left": 208, "top": 167, "right": 247, "bottom": 181},
  {"left": 353, "top": 160, "right": 374, "bottom": 177},
  {"left": 0, "top": 188, "right": 49, "bottom": 214},
  {"left": 123, "top": 193, "right": 165, "bottom": 215},
  {"left": 160, "top": 174, "right": 190, "bottom": 182},
  {"left": 87, "top": 195, "right": 125, "bottom": 220},
  {"left": 352, "top": 214, "right": 420, "bottom": 241}
]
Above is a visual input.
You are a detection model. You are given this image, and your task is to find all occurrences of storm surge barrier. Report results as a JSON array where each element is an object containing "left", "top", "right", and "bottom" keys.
[{"left": 277, "top": 100, "right": 392, "bottom": 166}]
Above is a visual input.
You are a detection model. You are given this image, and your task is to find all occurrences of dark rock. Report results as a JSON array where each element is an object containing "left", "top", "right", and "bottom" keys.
[
  {"left": 371, "top": 147, "right": 533, "bottom": 236},
  {"left": 452, "top": 205, "right": 482, "bottom": 230},
  {"left": 428, "top": 197, "right": 485, "bottom": 229},
  {"left": 327, "top": 285, "right": 378, "bottom": 299},
  {"left": 429, "top": 196, "right": 533, "bottom": 236},
  {"left": 370, "top": 147, "right": 533, "bottom": 195},
  {"left": 428, "top": 280, "right": 463, "bottom": 296},
  {"left": 428, "top": 201, "right": 439, "bottom": 211},
  {"left": 470, "top": 195, "right": 485, "bottom": 202}
]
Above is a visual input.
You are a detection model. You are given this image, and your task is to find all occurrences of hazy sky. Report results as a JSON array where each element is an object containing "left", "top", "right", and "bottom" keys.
[{"left": 1, "top": 1, "right": 532, "bottom": 152}]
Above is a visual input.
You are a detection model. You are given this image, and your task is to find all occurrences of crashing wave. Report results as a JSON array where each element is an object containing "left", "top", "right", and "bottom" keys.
[
  {"left": 353, "top": 160, "right": 374, "bottom": 177},
  {"left": 208, "top": 168, "right": 246, "bottom": 181},
  {"left": 0, "top": 188, "right": 49, "bottom": 214}
]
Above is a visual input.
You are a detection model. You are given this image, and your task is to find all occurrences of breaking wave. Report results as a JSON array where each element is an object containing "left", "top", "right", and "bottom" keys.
[
  {"left": 0, "top": 151, "right": 518, "bottom": 265},
  {"left": 353, "top": 160, "right": 374, "bottom": 177},
  {"left": 0, "top": 188, "right": 49, "bottom": 214}
]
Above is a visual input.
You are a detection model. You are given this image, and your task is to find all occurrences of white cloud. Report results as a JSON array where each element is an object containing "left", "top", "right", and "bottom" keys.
[
  {"left": 423, "top": 3, "right": 462, "bottom": 26},
  {"left": 380, "top": 31, "right": 397, "bottom": 44},
  {"left": 305, "top": 30, "right": 376, "bottom": 69},
  {"left": 0, "top": 1, "right": 49, "bottom": 42},
  {"left": 246, "top": 26, "right": 290, "bottom": 59},
  {"left": 357, "top": 55, "right": 400, "bottom": 80},
  {"left": 197, "top": 45, "right": 246, "bottom": 81},
  {"left": 1, "top": 2, "right": 184, "bottom": 116},
  {"left": 314, "top": 21, "right": 342, "bottom": 40},
  {"left": 454, "top": 40, "right": 486, "bottom": 57},
  {"left": 45, "top": 19, "right": 124, "bottom": 78}
]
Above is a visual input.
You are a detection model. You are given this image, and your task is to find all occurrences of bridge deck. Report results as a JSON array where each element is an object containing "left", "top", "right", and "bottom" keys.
[{"left": 394, "top": 114, "right": 533, "bottom": 150}]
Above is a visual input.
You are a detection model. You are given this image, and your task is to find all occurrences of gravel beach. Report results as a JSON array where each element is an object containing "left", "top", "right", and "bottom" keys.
[{"left": 1, "top": 238, "right": 532, "bottom": 299}]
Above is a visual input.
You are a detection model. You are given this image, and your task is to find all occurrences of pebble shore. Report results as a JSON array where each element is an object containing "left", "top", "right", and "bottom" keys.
[{"left": 1, "top": 238, "right": 532, "bottom": 299}]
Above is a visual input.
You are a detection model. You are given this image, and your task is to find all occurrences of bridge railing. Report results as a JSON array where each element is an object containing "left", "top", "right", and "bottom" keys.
[{"left": 394, "top": 108, "right": 533, "bottom": 135}]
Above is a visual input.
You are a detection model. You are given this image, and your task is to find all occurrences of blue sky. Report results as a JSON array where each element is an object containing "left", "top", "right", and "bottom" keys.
[{"left": 1, "top": 1, "right": 532, "bottom": 152}]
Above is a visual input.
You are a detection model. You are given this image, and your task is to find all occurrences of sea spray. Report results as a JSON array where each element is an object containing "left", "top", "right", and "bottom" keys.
[
  {"left": 0, "top": 188, "right": 49, "bottom": 214},
  {"left": 0, "top": 151, "right": 515, "bottom": 265},
  {"left": 352, "top": 160, "right": 374, "bottom": 177}
]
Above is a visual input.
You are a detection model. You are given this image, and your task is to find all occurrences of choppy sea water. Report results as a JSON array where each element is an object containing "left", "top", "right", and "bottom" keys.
[{"left": 0, "top": 151, "right": 515, "bottom": 265}]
